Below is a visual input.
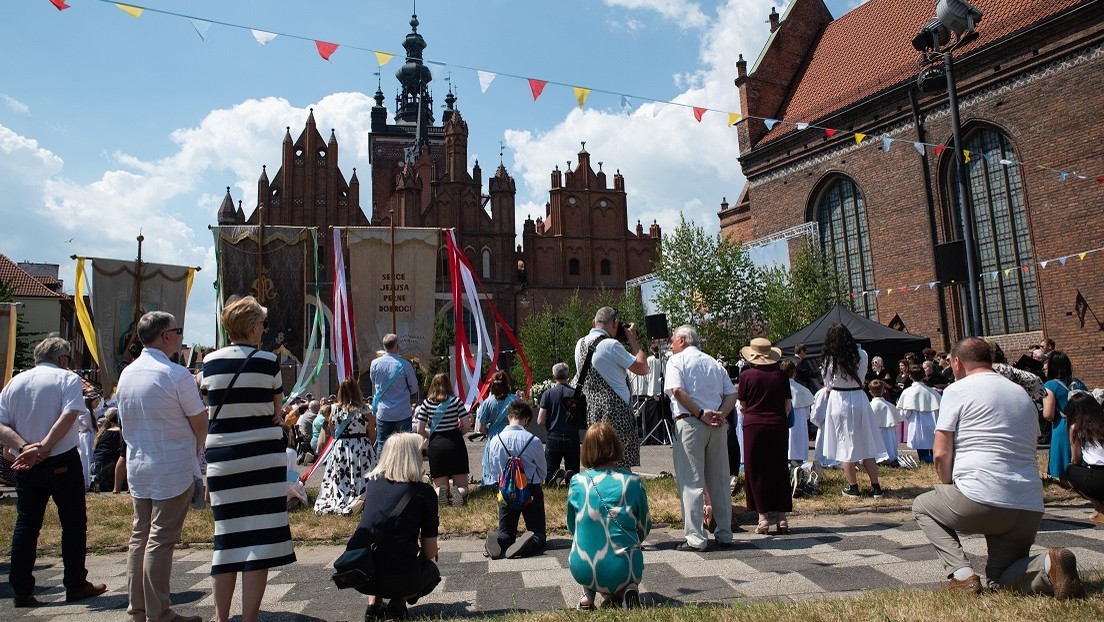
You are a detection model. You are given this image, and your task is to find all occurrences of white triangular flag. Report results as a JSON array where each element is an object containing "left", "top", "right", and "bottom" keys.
[
  {"left": 189, "top": 18, "right": 211, "bottom": 41},
  {"left": 252, "top": 29, "right": 277, "bottom": 46},
  {"left": 913, "top": 142, "right": 925, "bottom": 155},
  {"left": 882, "top": 137, "right": 893, "bottom": 152},
  {"left": 796, "top": 123, "right": 808, "bottom": 130},
  {"left": 651, "top": 102, "right": 668, "bottom": 118},
  {"left": 477, "top": 70, "right": 496, "bottom": 93}
]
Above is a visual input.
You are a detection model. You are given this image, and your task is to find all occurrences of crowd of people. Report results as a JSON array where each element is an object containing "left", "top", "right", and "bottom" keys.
[{"left": 0, "top": 301, "right": 1101, "bottom": 620}]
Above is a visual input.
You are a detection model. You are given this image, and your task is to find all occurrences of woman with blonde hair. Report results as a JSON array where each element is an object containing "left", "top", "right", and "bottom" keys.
[
  {"left": 477, "top": 370, "right": 517, "bottom": 487},
  {"left": 202, "top": 295, "right": 295, "bottom": 622},
  {"left": 342, "top": 433, "right": 441, "bottom": 620},
  {"left": 315, "top": 377, "right": 377, "bottom": 515},
  {"left": 568, "top": 422, "right": 651, "bottom": 609},
  {"left": 415, "top": 373, "right": 473, "bottom": 506}
]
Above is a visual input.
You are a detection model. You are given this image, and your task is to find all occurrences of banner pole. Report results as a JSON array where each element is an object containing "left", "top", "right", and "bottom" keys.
[{"left": 389, "top": 207, "right": 396, "bottom": 333}]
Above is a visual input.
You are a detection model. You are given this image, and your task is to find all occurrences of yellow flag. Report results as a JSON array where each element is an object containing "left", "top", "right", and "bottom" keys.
[
  {"left": 185, "top": 267, "right": 196, "bottom": 299},
  {"left": 1004, "top": 268, "right": 1012, "bottom": 276},
  {"left": 116, "top": 3, "right": 143, "bottom": 17},
  {"left": 1079, "top": 252, "right": 1087, "bottom": 260},
  {"left": 74, "top": 258, "right": 100, "bottom": 365},
  {"left": 2, "top": 304, "right": 15, "bottom": 387},
  {"left": 854, "top": 133, "right": 866, "bottom": 144},
  {"left": 574, "top": 87, "right": 590, "bottom": 108},
  {"left": 964, "top": 150, "right": 971, "bottom": 163},
  {"left": 374, "top": 51, "right": 394, "bottom": 66},
  {"left": 887, "top": 288, "right": 893, "bottom": 295},
  {"left": 728, "top": 112, "right": 741, "bottom": 126}
]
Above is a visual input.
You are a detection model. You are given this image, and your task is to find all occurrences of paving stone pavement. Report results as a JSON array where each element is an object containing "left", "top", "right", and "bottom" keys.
[{"left": 3, "top": 505, "right": 1103, "bottom": 622}]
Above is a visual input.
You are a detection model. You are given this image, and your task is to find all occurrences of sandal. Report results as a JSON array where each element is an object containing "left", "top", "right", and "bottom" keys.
[
  {"left": 755, "top": 520, "right": 770, "bottom": 535},
  {"left": 577, "top": 599, "right": 595, "bottom": 611},
  {"left": 776, "top": 519, "right": 790, "bottom": 535}
]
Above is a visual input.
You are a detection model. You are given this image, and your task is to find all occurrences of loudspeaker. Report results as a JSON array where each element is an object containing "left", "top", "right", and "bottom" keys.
[
  {"left": 934, "top": 240, "right": 969, "bottom": 284},
  {"left": 644, "top": 313, "right": 669, "bottom": 340}
]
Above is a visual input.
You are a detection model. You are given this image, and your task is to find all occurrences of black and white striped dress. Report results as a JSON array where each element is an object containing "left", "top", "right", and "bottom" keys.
[{"left": 202, "top": 344, "right": 296, "bottom": 575}]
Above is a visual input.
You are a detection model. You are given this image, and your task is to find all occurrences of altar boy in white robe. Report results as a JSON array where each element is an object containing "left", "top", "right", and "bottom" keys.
[
  {"left": 782, "top": 360, "right": 815, "bottom": 463},
  {"left": 868, "top": 380, "right": 903, "bottom": 466},
  {"left": 896, "top": 365, "right": 940, "bottom": 463}
]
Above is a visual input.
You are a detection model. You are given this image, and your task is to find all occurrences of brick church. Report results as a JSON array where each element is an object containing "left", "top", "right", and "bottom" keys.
[
  {"left": 217, "top": 13, "right": 659, "bottom": 350},
  {"left": 720, "top": 0, "right": 1104, "bottom": 383}
]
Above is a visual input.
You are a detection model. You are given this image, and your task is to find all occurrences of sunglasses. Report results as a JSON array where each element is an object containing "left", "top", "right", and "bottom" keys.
[{"left": 163, "top": 327, "right": 184, "bottom": 336}]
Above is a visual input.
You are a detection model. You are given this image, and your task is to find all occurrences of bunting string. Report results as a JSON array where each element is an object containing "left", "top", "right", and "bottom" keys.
[{"left": 47, "top": 0, "right": 1104, "bottom": 185}]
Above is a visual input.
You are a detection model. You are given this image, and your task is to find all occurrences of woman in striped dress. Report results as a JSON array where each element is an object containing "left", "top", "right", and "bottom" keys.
[
  {"left": 202, "top": 296, "right": 295, "bottom": 622},
  {"left": 415, "top": 373, "right": 473, "bottom": 506}
]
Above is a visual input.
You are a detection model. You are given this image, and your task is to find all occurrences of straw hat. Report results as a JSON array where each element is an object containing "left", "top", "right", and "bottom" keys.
[{"left": 740, "top": 337, "right": 782, "bottom": 365}]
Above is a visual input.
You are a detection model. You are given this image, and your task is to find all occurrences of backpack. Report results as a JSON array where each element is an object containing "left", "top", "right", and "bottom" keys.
[{"left": 497, "top": 436, "right": 536, "bottom": 510}]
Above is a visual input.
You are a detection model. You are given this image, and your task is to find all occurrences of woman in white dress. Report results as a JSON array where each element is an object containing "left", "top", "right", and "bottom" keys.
[
  {"left": 314, "top": 377, "right": 377, "bottom": 515},
  {"left": 811, "top": 324, "right": 884, "bottom": 498}
]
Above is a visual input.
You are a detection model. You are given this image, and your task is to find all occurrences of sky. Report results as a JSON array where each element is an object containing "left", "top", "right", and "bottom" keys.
[{"left": 0, "top": 0, "right": 863, "bottom": 348}]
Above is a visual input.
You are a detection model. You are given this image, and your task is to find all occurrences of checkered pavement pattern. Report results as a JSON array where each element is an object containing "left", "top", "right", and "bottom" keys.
[{"left": 3, "top": 507, "right": 1103, "bottom": 621}]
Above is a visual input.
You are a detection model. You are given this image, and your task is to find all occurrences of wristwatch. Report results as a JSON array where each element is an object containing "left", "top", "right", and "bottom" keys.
[
  {"left": 18, "top": 442, "right": 29, "bottom": 452},
  {"left": 697, "top": 408, "right": 704, "bottom": 419}
]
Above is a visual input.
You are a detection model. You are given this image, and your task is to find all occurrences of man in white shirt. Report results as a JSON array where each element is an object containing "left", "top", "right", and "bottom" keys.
[
  {"left": 0, "top": 337, "right": 107, "bottom": 607},
  {"left": 665, "top": 325, "right": 738, "bottom": 551},
  {"left": 116, "top": 312, "right": 207, "bottom": 622},
  {"left": 913, "top": 337, "right": 1084, "bottom": 598}
]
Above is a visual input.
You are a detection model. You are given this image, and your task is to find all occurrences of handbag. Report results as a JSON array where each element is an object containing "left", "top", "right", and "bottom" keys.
[
  {"left": 562, "top": 336, "right": 607, "bottom": 429},
  {"left": 332, "top": 487, "right": 416, "bottom": 590}
]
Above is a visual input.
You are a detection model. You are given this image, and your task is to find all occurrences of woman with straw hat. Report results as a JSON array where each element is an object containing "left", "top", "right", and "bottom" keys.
[{"left": 737, "top": 338, "right": 794, "bottom": 534}]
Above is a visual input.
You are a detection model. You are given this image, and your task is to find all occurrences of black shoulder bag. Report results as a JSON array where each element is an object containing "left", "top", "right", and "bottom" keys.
[
  {"left": 209, "top": 347, "right": 260, "bottom": 422},
  {"left": 561, "top": 336, "right": 607, "bottom": 429},
  {"left": 332, "top": 486, "right": 416, "bottom": 590}
]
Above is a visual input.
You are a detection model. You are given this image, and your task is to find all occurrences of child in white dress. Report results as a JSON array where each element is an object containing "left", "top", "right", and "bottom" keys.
[
  {"left": 896, "top": 365, "right": 940, "bottom": 463},
  {"left": 782, "top": 360, "right": 815, "bottom": 463},
  {"left": 868, "top": 380, "right": 903, "bottom": 465}
]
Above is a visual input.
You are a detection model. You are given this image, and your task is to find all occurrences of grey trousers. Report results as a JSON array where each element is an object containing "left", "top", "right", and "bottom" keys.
[
  {"left": 672, "top": 417, "right": 732, "bottom": 548},
  {"left": 912, "top": 483, "right": 1052, "bottom": 593}
]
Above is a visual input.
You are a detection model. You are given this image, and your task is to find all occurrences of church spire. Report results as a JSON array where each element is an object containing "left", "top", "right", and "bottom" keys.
[{"left": 394, "top": 13, "right": 433, "bottom": 126}]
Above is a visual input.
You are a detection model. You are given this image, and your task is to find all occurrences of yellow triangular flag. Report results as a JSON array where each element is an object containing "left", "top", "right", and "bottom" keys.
[
  {"left": 116, "top": 3, "right": 143, "bottom": 17},
  {"left": 374, "top": 51, "right": 394, "bottom": 66},
  {"left": 728, "top": 112, "right": 741, "bottom": 126},
  {"left": 964, "top": 150, "right": 971, "bottom": 163},
  {"left": 854, "top": 133, "right": 866, "bottom": 144},
  {"left": 1079, "top": 252, "right": 1087, "bottom": 260},
  {"left": 1004, "top": 268, "right": 1012, "bottom": 276},
  {"left": 887, "top": 288, "right": 893, "bottom": 295},
  {"left": 573, "top": 87, "right": 590, "bottom": 108}
]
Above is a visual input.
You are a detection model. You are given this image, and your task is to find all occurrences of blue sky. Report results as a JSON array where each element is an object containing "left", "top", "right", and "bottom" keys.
[{"left": 0, "top": 0, "right": 861, "bottom": 347}]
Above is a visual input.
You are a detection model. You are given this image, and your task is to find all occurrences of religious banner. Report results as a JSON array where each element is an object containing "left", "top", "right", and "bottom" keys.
[
  {"left": 87, "top": 257, "right": 194, "bottom": 394},
  {"left": 213, "top": 225, "right": 314, "bottom": 363},
  {"left": 345, "top": 227, "right": 438, "bottom": 373},
  {"left": 0, "top": 303, "right": 16, "bottom": 389}
]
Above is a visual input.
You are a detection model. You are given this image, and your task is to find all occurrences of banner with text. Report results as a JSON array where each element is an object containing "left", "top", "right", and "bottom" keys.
[{"left": 346, "top": 227, "right": 438, "bottom": 373}]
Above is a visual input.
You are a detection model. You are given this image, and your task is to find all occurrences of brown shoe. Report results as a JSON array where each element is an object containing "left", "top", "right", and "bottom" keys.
[
  {"left": 1047, "top": 548, "right": 1085, "bottom": 600},
  {"left": 945, "top": 574, "right": 982, "bottom": 594},
  {"left": 65, "top": 581, "right": 107, "bottom": 602}
]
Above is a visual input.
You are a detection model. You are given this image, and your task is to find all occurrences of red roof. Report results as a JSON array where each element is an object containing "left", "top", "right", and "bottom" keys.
[
  {"left": 759, "top": 0, "right": 1083, "bottom": 144},
  {"left": 0, "top": 254, "right": 63, "bottom": 298}
]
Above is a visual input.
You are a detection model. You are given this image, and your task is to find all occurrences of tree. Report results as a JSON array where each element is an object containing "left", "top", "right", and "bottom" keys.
[
  {"left": 0, "top": 279, "right": 34, "bottom": 370},
  {"left": 758, "top": 241, "right": 844, "bottom": 341},
  {"left": 654, "top": 214, "right": 763, "bottom": 362}
]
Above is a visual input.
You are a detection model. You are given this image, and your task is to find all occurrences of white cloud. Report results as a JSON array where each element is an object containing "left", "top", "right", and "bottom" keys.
[
  {"left": 1, "top": 94, "right": 30, "bottom": 115},
  {"left": 507, "top": 0, "right": 781, "bottom": 238},
  {"left": 602, "top": 0, "right": 708, "bottom": 29}
]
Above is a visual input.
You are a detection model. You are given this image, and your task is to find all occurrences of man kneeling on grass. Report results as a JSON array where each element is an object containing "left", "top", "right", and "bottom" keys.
[
  {"left": 912, "top": 336, "right": 1084, "bottom": 598},
  {"left": 485, "top": 401, "right": 546, "bottom": 559}
]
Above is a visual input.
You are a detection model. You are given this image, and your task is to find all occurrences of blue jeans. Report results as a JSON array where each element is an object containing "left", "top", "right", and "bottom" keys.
[
  {"left": 376, "top": 417, "right": 413, "bottom": 456},
  {"left": 544, "top": 432, "right": 580, "bottom": 481},
  {"left": 10, "top": 448, "right": 89, "bottom": 598}
]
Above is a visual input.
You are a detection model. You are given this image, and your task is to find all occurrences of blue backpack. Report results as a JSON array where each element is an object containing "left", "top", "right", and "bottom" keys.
[{"left": 497, "top": 436, "right": 536, "bottom": 510}]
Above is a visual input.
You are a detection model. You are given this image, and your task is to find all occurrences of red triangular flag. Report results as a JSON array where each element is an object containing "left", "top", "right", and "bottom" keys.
[
  {"left": 693, "top": 107, "right": 706, "bottom": 122},
  {"left": 933, "top": 145, "right": 946, "bottom": 157},
  {"left": 825, "top": 128, "right": 837, "bottom": 139},
  {"left": 49, "top": 0, "right": 71, "bottom": 10},
  {"left": 528, "top": 79, "right": 547, "bottom": 101},
  {"left": 315, "top": 41, "right": 339, "bottom": 61},
  {"left": 1097, "top": 177, "right": 1104, "bottom": 183}
]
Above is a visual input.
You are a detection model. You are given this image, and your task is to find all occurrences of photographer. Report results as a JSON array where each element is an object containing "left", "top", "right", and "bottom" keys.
[{"left": 573, "top": 307, "right": 648, "bottom": 468}]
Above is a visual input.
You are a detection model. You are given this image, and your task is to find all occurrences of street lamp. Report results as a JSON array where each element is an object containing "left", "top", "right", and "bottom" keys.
[{"left": 913, "top": 0, "right": 985, "bottom": 337}]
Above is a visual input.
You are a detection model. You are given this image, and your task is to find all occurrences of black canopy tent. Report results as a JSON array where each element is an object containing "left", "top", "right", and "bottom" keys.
[{"left": 776, "top": 304, "right": 932, "bottom": 370}]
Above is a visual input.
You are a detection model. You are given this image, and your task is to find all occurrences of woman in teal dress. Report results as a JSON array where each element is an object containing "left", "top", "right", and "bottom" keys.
[
  {"left": 567, "top": 422, "right": 651, "bottom": 609},
  {"left": 1044, "top": 351, "right": 1082, "bottom": 487},
  {"left": 477, "top": 371, "right": 517, "bottom": 487}
]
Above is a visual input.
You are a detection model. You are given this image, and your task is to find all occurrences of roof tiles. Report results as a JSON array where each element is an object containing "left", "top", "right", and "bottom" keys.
[{"left": 0, "top": 254, "right": 63, "bottom": 298}]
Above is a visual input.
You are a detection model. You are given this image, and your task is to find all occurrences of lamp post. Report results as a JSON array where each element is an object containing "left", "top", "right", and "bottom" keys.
[{"left": 913, "top": 0, "right": 985, "bottom": 337}]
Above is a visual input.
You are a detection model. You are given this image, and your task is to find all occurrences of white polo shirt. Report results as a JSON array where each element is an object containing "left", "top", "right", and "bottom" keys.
[
  {"left": 664, "top": 346, "right": 736, "bottom": 415},
  {"left": 575, "top": 328, "right": 637, "bottom": 404},
  {"left": 116, "top": 348, "right": 208, "bottom": 500},
  {"left": 0, "top": 363, "right": 84, "bottom": 456}
]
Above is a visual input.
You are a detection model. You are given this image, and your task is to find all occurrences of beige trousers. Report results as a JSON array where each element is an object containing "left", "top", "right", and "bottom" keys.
[
  {"left": 127, "top": 483, "right": 194, "bottom": 622},
  {"left": 672, "top": 417, "right": 732, "bottom": 548}
]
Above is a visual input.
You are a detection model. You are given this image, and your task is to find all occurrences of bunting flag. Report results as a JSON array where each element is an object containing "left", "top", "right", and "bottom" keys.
[
  {"left": 796, "top": 123, "right": 808, "bottom": 130},
  {"left": 528, "top": 78, "right": 547, "bottom": 101},
  {"left": 331, "top": 228, "right": 355, "bottom": 382},
  {"left": 825, "top": 128, "right": 837, "bottom": 139},
  {"left": 728, "top": 112, "right": 741, "bottom": 126},
  {"left": 963, "top": 150, "right": 971, "bottom": 163},
  {"left": 49, "top": 0, "right": 70, "bottom": 10},
  {"left": 251, "top": 29, "right": 276, "bottom": 45},
  {"left": 651, "top": 101, "right": 667, "bottom": 117},
  {"left": 1060, "top": 257, "right": 1068, "bottom": 266},
  {"left": 373, "top": 51, "right": 394, "bottom": 66},
  {"left": 573, "top": 86, "right": 590, "bottom": 108},
  {"left": 1040, "top": 260, "right": 1049, "bottom": 268},
  {"left": 116, "top": 3, "right": 143, "bottom": 18},
  {"left": 693, "top": 107, "right": 707, "bottom": 122},
  {"left": 1060, "top": 172, "right": 1070, "bottom": 182},
  {"left": 477, "top": 70, "right": 496, "bottom": 93},
  {"left": 1000, "top": 158, "right": 1013, "bottom": 166},
  {"left": 933, "top": 145, "right": 947, "bottom": 157},
  {"left": 1079, "top": 252, "right": 1088, "bottom": 260},
  {"left": 621, "top": 95, "right": 633, "bottom": 114},
  {"left": 854, "top": 133, "right": 866, "bottom": 145},
  {"left": 315, "top": 40, "right": 338, "bottom": 60},
  {"left": 914, "top": 142, "right": 926, "bottom": 156},
  {"left": 764, "top": 118, "right": 778, "bottom": 130},
  {"left": 882, "top": 137, "right": 893, "bottom": 152},
  {"left": 189, "top": 18, "right": 211, "bottom": 41}
]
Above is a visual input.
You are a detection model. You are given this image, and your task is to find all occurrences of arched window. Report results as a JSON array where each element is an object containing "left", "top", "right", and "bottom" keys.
[
  {"left": 945, "top": 128, "right": 1039, "bottom": 334},
  {"left": 568, "top": 258, "right": 580, "bottom": 276},
  {"left": 600, "top": 258, "right": 611, "bottom": 276},
  {"left": 813, "top": 176, "right": 875, "bottom": 318},
  {"left": 481, "top": 248, "right": 492, "bottom": 280}
]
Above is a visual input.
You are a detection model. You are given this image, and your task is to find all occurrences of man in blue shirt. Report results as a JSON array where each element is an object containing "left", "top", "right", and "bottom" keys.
[
  {"left": 370, "top": 334, "right": 420, "bottom": 456},
  {"left": 485, "top": 401, "right": 547, "bottom": 559}
]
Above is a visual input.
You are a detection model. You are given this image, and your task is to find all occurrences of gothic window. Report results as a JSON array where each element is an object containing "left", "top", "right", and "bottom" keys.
[
  {"left": 944, "top": 127, "right": 1039, "bottom": 334},
  {"left": 600, "top": 258, "right": 611, "bottom": 276},
  {"left": 813, "top": 175, "right": 875, "bottom": 319},
  {"left": 481, "top": 248, "right": 492, "bottom": 280},
  {"left": 568, "top": 258, "right": 580, "bottom": 276}
]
